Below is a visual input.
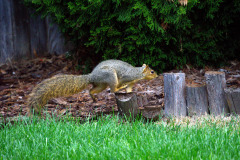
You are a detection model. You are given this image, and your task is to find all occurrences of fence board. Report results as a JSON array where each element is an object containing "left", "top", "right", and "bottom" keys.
[{"left": 0, "top": 0, "right": 68, "bottom": 64}]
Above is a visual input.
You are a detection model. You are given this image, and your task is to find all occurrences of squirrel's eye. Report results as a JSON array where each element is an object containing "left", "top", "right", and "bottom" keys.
[{"left": 151, "top": 71, "right": 154, "bottom": 74}]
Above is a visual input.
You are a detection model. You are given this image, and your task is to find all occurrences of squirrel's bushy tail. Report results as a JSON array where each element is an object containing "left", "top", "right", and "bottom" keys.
[{"left": 27, "top": 74, "right": 90, "bottom": 114}]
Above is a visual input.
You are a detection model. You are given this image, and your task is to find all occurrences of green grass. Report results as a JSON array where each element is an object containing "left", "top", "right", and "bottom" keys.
[{"left": 0, "top": 115, "right": 240, "bottom": 160}]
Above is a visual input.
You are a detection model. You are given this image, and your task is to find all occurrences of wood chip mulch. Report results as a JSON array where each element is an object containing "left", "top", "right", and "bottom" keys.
[{"left": 0, "top": 55, "right": 239, "bottom": 120}]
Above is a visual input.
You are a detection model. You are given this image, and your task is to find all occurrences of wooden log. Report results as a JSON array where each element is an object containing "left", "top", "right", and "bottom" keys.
[
  {"left": 205, "top": 71, "right": 229, "bottom": 115},
  {"left": 140, "top": 105, "right": 163, "bottom": 120},
  {"left": 224, "top": 88, "right": 240, "bottom": 114},
  {"left": 164, "top": 73, "right": 187, "bottom": 117},
  {"left": 115, "top": 92, "right": 140, "bottom": 118},
  {"left": 186, "top": 84, "right": 209, "bottom": 116}
]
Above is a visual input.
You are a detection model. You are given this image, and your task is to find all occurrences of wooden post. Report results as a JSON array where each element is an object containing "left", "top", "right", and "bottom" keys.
[
  {"left": 224, "top": 88, "right": 240, "bottom": 114},
  {"left": 205, "top": 71, "right": 229, "bottom": 115},
  {"left": 186, "top": 84, "right": 209, "bottom": 116},
  {"left": 164, "top": 73, "right": 187, "bottom": 117},
  {"left": 115, "top": 92, "right": 140, "bottom": 118}
]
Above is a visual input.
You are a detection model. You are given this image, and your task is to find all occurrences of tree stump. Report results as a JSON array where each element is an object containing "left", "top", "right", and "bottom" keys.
[
  {"left": 186, "top": 84, "right": 209, "bottom": 116},
  {"left": 164, "top": 73, "right": 187, "bottom": 117},
  {"left": 115, "top": 92, "right": 140, "bottom": 118},
  {"left": 224, "top": 88, "right": 240, "bottom": 114},
  {"left": 205, "top": 71, "right": 229, "bottom": 115},
  {"left": 139, "top": 100, "right": 164, "bottom": 120},
  {"left": 140, "top": 105, "right": 163, "bottom": 120}
]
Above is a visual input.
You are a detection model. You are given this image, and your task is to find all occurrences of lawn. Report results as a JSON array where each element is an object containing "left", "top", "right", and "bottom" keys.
[{"left": 1, "top": 115, "right": 240, "bottom": 160}]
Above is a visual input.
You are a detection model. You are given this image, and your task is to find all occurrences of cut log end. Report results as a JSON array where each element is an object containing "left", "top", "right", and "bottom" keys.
[
  {"left": 205, "top": 71, "right": 225, "bottom": 75},
  {"left": 186, "top": 83, "right": 205, "bottom": 87}
]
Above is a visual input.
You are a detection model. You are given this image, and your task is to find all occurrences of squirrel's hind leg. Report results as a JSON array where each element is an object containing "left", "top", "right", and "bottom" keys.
[
  {"left": 91, "top": 67, "right": 119, "bottom": 93},
  {"left": 90, "top": 83, "right": 107, "bottom": 102}
]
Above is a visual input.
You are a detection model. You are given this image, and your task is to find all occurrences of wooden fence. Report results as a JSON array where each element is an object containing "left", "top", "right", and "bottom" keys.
[{"left": 0, "top": 0, "right": 68, "bottom": 64}]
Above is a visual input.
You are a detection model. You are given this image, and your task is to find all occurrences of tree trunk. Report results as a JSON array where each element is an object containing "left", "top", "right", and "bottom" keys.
[
  {"left": 186, "top": 84, "right": 209, "bottom": 116},
  {"left": 115, "top": 92, "right": 140, "bottom": 118},
  {"left": 164, "top": 73, "right": 187, "bottom": 117},
  {"left": 205, "top": 71, "right": 229, "bottom": 115},
  {"left": 224, "top": 88, "right": 240, "bottom": 114}
]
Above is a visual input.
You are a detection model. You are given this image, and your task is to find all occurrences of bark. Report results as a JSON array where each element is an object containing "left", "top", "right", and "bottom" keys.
[
  {"left": 205, "top": 71, "right": 229, "bottom": 115},
  {"left": 186, "top": 84, "right": 209, "bottom": 116},
  {"left": 224, "top": 88, "right": 240, "bottom": 114},
  {"left": 115, "top": 92, "right": 140, "bottom": 118},
  {"left": 164, "top": 73, "right": 187, "bottom": 117}
]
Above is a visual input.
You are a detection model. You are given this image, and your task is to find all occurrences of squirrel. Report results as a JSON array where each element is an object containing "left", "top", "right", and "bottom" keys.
[{"left": 27, "top": 59, "right": 158, "bottom": 114}]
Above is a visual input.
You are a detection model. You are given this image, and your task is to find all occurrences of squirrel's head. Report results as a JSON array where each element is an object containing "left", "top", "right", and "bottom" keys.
[{"left": 142, "top": 64, "right": 158, "bottom": 80}]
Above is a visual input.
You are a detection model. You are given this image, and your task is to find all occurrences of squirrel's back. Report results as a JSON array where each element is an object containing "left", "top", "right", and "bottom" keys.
[{"left": 91, "top": 60, "right": 136, "bottom": 78}]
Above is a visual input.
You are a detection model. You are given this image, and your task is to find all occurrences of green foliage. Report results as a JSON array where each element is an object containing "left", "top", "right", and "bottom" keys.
[{"left": 24, "top": 0, "right": 240, "bottom": 72}]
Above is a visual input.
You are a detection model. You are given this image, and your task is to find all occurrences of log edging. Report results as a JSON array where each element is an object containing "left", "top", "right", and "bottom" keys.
[
  {"left": 164, "top": 71, "right": 231, "bottom": 117},
  {"left": 115, "top": 71, "right": 237, "bottom": 118}
]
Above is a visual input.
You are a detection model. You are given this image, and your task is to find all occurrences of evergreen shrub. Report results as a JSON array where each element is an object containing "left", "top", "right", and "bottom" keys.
[{"left": 24, "top": 0, "right": 240, "bottom": 72}]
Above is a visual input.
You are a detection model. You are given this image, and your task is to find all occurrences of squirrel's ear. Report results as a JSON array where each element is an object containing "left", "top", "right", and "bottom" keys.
[{"left": 142, "top": 64, "right": 149, "bottom": 73}]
